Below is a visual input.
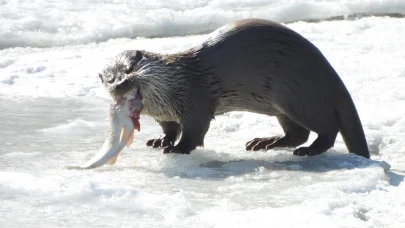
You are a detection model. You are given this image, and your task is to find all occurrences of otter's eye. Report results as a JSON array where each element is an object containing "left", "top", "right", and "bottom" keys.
[
  {"left": 105, "top": 73, "right": 116, "bottom": 84},
  {"left": 125, "top": 66, "right": 134, "bottom": 74}
]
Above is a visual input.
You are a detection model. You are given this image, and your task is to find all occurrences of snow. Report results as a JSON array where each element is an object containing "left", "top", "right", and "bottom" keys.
[
  {"left": 1, "top": 0, "right": 405, "bottom": 48},
  {"left": 1, "top": 0, "right": 405, "bottom": 227}
]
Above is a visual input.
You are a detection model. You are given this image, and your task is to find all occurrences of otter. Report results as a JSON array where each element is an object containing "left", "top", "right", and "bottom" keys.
[{"left": 99, "top": 18, "right": 370, "bottom": 158}]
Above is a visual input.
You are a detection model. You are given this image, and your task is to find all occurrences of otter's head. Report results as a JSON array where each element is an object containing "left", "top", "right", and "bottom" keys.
[
  {"left": 99, "top": 50, "right": 145, "bottom": 101},
  {"left": 99, "top": 49, "right": 184, "bottom": 122}
]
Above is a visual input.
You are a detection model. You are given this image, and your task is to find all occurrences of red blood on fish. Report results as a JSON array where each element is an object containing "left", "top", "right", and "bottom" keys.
[
  {"left": 127, "top": 90, "right": 142, "bottom": 132},
  {"left": 131, "top": 117, "right": 140, "bottom": 131},
  {"left": 130, "top": 110, "right": 141, "bottom": 131}
]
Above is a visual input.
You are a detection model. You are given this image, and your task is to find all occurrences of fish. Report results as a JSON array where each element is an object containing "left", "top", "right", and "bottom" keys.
[{"left": 66, "top": 90, "right": 143, "bottom": 170}]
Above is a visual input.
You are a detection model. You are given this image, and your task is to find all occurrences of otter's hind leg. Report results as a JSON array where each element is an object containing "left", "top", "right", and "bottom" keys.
[
  {"left": 293, "top": 131, "right": 338, "bottom": 156},
  {"left": 246, "top": 115, "right": 310, "bottom": 151},
  {"left": 147, "top": 121, "right": 181, "bottom": 148}
]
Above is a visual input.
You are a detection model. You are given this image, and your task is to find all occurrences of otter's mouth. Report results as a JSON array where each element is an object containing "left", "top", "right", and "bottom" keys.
[
  {"left": 66, "top": 89, "right": 143, "bottom": 170},
  {"left": 127, "top": 89, "right": 143, "bottom": 132}
]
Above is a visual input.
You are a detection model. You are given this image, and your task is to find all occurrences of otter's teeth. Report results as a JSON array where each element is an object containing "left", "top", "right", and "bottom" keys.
[
  {"left": 106, "top": 127, "right": 134, "bottom": 165},
  {"left": 107, "top": 153, "right": 119, "bottom": 165},
  {"left": 106, "top": 127, "right": 129, "bottom": 165},
  {"left": 120, "top": 126, "right": 128, "bottom": 144},
  {"left": 126, "top": 130, "right": 135, "bottom": 147},
  {"left": 119, "top": 126, "right": 135, "bottom": 147}
]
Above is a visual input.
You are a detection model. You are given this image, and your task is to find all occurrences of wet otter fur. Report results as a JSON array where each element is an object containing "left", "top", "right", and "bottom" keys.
[{"left": 99, "top": 19, "right": 370, "bottom": 158}]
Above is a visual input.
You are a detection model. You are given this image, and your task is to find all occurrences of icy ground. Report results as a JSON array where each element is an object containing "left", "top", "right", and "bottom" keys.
[
  {"left": 1, "top": 17, "right": 405, "bottom": 228},
  {"left": 1, "top": 0, "right": 405, "bottom": 48}
]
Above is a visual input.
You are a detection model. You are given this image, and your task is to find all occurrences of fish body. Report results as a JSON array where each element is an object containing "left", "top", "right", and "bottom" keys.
[{"left": 66, "top": 90, "right": 142, "bottom": 170}]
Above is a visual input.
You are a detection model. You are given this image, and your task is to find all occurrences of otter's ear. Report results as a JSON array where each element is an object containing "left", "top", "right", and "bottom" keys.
[
  {"left": 134, "top": 50, "right": 143, "bottom": 63},
  {"left": 125, "top": 50, "right": 143, "bottom": 74},
  {"left": 99, "top": 73, "right": 104, "bottom": 83}
]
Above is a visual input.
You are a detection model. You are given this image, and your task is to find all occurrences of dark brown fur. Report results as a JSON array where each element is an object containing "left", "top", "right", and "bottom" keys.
[{"left": 100, "top": 19, "right": 370, "bottom": 158}]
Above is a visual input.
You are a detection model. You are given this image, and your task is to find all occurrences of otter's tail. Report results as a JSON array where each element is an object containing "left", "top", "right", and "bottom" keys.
[{"left": 336, "top": 86, "right": 370, "bottom": 158}]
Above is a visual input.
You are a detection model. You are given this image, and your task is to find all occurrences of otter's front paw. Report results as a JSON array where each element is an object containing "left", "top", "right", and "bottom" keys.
[
  {"left": 146, "top": 134, "right": 174, "bottom": 148},
  {"left": 163, "top": 145, "right": 190, "bottom": 154}
]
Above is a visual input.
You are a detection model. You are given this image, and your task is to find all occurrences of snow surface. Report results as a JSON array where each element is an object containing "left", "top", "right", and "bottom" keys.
[
  {"left": 1, "top": 0, "right": 405, "bottom": 227},
  {"left": 1, "top": 0, "right": 405, "bottom": 48}
]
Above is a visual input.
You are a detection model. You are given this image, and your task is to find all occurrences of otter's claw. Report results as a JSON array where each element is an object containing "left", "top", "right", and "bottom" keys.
[
  {"left": 146, "top": 134, "right": 175, "bottom": 148},
  {"left": 146, "top": 138, "right": 172, "bottom": 148},
  {"left": 163, "top": 145, "right": 186, "bottom": 154}
]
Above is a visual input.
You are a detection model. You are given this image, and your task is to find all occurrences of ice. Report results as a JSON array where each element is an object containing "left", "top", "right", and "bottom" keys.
[
  {"left": 1, "top": 1, "right": 405, "bottom": 227},
  {"left": 39, "top": 119, "right": 101, "bottom": 136},
  {"left": 1, "top": 0, "right": 405, "bottom": 49},
  {"left": 0, "top": 94, "right": 404, "bottom": 227}
]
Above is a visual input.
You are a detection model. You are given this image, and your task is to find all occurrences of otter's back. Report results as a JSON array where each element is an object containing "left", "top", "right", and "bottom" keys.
[{"left": 194, "top": 19, "right": 341, "bottom": 117}]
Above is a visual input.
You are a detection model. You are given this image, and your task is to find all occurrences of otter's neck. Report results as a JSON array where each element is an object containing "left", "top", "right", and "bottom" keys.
[{"left": 137, "top": 53, "right": 194, "bottom": 122}]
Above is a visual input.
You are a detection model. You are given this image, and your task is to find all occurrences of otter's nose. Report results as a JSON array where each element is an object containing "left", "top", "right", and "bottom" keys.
[{"left": 115, "top": 78, "right": 131, "bottom": 95}]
